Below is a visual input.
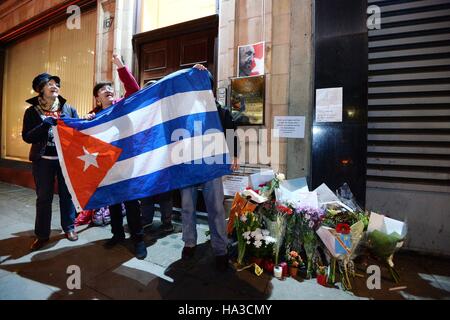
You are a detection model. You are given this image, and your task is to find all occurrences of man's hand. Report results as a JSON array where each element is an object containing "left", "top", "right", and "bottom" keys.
[
  {"left": 112, "top": 53, "right": 125, "bottom": 69},
  {"left": 193, "top": 64, "right": 207, "bottom": 71},
  {"left": 231, "top": 157, "right": 240, "bottom": 171},
  {"left": 83, "top": 113, "right": 96, "bottom": 120}
]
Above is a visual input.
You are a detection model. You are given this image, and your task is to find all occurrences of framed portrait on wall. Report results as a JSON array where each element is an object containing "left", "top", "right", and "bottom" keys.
[
  {"left": 229, "top": 75, "right": 265, "bottom": 126},
  {"left": 237, "top": 41, "right": 265, "bottom": 77}
]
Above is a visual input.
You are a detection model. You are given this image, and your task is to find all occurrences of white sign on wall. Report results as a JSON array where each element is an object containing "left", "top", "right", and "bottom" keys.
[
  {"left": 315, "top": 87, "right": 343, "bottom": 122},
  {"left": 273, "top": 116, "right": 305, "bottom": 138}
]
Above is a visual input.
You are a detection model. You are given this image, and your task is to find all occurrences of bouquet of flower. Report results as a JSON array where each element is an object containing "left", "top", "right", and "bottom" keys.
[
  {"left": 262, "top": 202, "right": 292, "bottom": 265},
  {"left": 234, "top": 211, "right": 262, "bottom": 265},
  {"left": 316, "top": 202, "right": 369, "bottom": 290},
  {"left": 254, "top": 173, "right": 285, "bottom": 200},
  {"left": 227, "top": 192, "right": 258, "bottom": 235},
  {"left": 365, "top": 212, "right": 407, "bottom": 283},
  {"left": 287, "top": 250, "right": 303, "bottom": 268},
  {"left": 243, "top": 228, "right": 277, "bottom": 260},
  {"left": 295, "top": 206, "right": 325, "bottom": 278}
]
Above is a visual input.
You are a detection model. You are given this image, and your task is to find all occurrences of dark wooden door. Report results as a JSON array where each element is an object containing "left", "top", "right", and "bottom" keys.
[{"left": 133, "top": 15, "right": 218, "bottom": 86}]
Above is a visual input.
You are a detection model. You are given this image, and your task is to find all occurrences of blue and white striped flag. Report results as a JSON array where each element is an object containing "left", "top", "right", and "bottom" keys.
[{"left": 54, "top": 68, "right": 231, "bottom": 211}]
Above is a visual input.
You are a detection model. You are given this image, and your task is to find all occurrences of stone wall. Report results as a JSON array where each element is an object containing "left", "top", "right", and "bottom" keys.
[{"left": 218, "top": 0, "right": 313, "bottom": 178}]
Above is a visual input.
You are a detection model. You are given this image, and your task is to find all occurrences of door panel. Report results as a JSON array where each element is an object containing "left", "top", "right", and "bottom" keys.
[
  {"left": 141, "top": 39, "right": 174, "bottom": 80},
  {"left": 133, "top": 15, "right": 218, "bottom": 86}
]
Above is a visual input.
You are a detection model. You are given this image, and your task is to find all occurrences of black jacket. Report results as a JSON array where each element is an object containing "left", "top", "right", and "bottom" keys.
[
  {"left": 22, "top": 95, "right": 78, "bottom": 162},
  {"left": 217, "top": 102, "right": 239, "bottom": 157}
]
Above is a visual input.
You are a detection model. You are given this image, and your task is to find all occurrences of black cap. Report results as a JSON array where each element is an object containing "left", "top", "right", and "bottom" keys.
[{"left": 32, "top": 73, "right": 61, "bottom": 93}]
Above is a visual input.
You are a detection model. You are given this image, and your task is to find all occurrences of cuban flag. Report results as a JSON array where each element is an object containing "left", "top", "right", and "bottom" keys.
[{"left": 54, "top": 69, "right": 231, "bottom": 212}]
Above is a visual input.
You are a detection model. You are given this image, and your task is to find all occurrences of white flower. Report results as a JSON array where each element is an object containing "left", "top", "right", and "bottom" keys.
[
  {"left": 255, "top": 233, "right": 264, "bottom": 241},
  {"left": 247, "top": 241, "right": 251, "bottom": 244},
  {"left": 276, "top": 173, "right": 285, "bottom": 181},
  {"left": 240, "top": 215, "right": 248, "bottom": 223},
  {"left": 264, "top": 236, "right": 277, "bottom": 244},
  {"left": 242, "top": 231, "right": 251, "bottom": 239},
  {"left": 305, "top": 213, "right": 311, "bottom": 220},
  {"left": 254, "top": 240, "right": 262, "bottom": 248},
  {"left": 262, "top": 229, "right": 270, "bottom": 236}
]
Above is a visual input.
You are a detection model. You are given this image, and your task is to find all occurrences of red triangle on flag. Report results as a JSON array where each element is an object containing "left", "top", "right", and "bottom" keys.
[{"left": 56, "top": 120, "right": 122, "bottom": 210}]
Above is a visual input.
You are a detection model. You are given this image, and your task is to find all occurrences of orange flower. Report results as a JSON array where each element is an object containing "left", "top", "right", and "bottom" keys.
[{"left": 289, "top": 250, "right": 299, "bottom": 258}]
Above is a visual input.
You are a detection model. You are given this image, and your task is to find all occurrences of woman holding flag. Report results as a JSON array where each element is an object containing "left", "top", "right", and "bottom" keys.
[
  {"left": 89, "top": 54, "right": 147, "bottom": 259},
  {"left": 22, "top": 73, "right": 79, "bottom": 251}
]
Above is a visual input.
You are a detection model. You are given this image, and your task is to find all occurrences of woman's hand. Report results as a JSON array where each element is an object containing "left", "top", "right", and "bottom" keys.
[
  {"left": 112, "top": 53, "right": 125, "bottom": 69},
  {"left": 193, "top": 64, "right": 207, "bottom": 71},
  {"left": 83, "top": 113, "right": 96, "bottom": 120}
]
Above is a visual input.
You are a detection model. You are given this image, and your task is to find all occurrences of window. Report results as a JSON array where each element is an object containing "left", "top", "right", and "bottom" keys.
[
  {"left": 140, "top": 0, "right": 217, "bottom": 32},
  {"left": 1, "top": 9, "right": 96, "bottom": 161}
]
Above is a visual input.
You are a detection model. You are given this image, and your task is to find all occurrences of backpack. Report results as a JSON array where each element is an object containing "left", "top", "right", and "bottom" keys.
[
  {"left": 92, "top": 207, "right": 111, "bottom": 226},
  {"left": 91, "top": 203, "right": 126, "bottom": 226}
]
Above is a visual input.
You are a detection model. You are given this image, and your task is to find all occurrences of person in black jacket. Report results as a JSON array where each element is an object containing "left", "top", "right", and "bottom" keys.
[{"left": 22, "top": 73, "right": 79, "bottom": 251}]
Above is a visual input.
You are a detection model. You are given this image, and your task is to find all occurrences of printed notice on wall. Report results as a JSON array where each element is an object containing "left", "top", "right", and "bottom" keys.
[
  {"left": 273, "top": 116, "right": 305, "bottom": 138},
  {"left": 222, "top": 175, "right": 250, "bottom": 196},
  {"left": 315, "top": 87, "right": 343, "bottom": 122}
]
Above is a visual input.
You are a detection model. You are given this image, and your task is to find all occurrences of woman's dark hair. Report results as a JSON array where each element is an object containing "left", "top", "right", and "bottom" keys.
[{"left": 93, "top": 82, "right": 113, "bottom": 97}]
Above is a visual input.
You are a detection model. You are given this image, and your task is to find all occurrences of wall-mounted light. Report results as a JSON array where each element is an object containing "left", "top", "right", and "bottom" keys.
[{"left": 312, "top": 126, "right": 322, "bottom": 135}]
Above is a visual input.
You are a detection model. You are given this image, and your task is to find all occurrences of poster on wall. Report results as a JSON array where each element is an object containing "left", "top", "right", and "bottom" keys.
[
  {"left": 229, "top": 75, "right": 265, "bottom": 126},
  {"left": 237, "top": 41, "right": 265, "bottom": 77},
  {"left": 273, "top": 116, "right": 306, "bottom": 138},
  {"left": 315, "top": 87, "right": 343, "bottom": 122}
]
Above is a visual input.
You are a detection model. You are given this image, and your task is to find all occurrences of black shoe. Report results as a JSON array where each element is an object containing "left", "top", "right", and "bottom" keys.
[
  {"left": 215, "top": 254, "right": 229, "bottom": 271},
  {"left": 141, "top": 220, "right": 153, "bottom": 229},
  {"left": 30, "top": 238, "right": 49, "bottom": 251},
  {"left": 104, "top": 235, "right": 125, "bottom": 249},
  {"left": 134, "top": 241, "right": 147, "bottom": 260},
  {"left": 181, "top": 246, "right": 196, "bottom": 260},
  {"left": 159, "top": 223, "right": 174, "bottom": 233}
]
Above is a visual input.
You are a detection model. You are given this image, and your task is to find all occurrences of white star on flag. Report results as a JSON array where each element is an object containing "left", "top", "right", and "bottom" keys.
[{"left": 77, "top": 146, "right": 99, "bottom": 172}]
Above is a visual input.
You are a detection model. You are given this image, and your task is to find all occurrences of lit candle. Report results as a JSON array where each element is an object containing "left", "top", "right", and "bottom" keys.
[{"left": 274, "top": 265, "right": 283, "bottom": 279}]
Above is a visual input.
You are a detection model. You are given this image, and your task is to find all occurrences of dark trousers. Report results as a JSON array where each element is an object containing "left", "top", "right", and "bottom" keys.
[
  {"left": 109, "top": 200, "right": 143, "bottom": 243},
  {"left": 140, "top": 191, "right": 173, "bottom": 225},
  {"left": 32, "top": 158, "right": 76, "bottom": 239}
]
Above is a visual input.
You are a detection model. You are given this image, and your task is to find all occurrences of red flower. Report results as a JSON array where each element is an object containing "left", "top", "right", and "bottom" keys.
[
  {"left": 245, "top": 187, "right": 252, "bottom": 190},
  {"left": 336, "top": 223, "right": 351, "bottom": 234},
  {"left": 259, "top": 183, "right": 266, "bottom": 187},
  {"left": 276, "top": 205, "right": 293, "bottom": 215}
]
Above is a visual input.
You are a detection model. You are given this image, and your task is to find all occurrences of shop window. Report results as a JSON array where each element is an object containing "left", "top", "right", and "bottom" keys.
[
  {"left": 1, "top": 10, "right": 96, "bottom": 162},
  {"left": 140, "top": 0, "right": 217, "bottom": 32}
]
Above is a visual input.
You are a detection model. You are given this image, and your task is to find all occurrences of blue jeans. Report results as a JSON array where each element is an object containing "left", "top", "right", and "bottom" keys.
[
  {"left": 32, "top": 159, "right": 76, "bottom": 239},
  {"left": 180, "top": 177, "right": 228, "bottom": 256},
  {"left": 140, "top": 191, "right": 173, "bottom": 225}
]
